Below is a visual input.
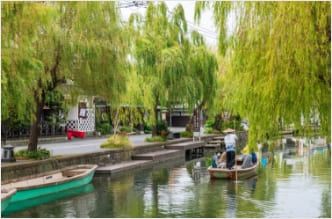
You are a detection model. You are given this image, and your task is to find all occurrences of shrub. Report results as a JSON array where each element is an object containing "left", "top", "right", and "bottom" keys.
[
  {"left": 144, "top": 124, "right": 152, "bottom": 133},
  {"left": 100, "top": 134, "right": 132, "bottom": 149},
  {"left": 15, "top": 148, "right": 50, "bottom": 160},
  {"left": 180, "top": 131, "right": 193, "bottom": 138},
  {"left": 204, "top": 119, "right": 215, "bottom": 129},
  {"left": 119, "top": 126, "right": 133, "bottom": 133},
  {"left": 96, "top": 122, "right": 112, "bottom": 135},
  {"left": 145, "top": 136, "right": 166, "bottom": 142},
  {"left": 155, "top": 121, "right": 169, "bottom": 136},
  {"left": 204, "top": 127, "right": 213, "bottom": 134}
]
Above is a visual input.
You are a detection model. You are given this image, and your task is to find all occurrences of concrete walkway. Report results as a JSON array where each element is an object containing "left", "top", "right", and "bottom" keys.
[{"left": 13, "top": 134, "right": 152, "bottom": 156}]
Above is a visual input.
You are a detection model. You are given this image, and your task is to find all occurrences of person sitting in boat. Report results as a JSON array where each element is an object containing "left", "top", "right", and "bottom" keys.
[
  {"left": 211, "top": 152, "right": 219, "bottom": 168},
  {"left": 223, "top": 128, "right": 238, "bottom": 169},
  {"left": 241, "top": 154, "right": 254, "bottom": 169},
  {"left": 217, "top": 151, "right": 227, "bottom": 168},
  {"left": 241, "top": 145, "right": 258, "bottom": 165},
  {"left": 251, "top": 152, "right": 257, "bottom": 164}
]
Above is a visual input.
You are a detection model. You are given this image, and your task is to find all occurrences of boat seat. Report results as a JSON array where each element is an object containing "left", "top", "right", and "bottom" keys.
[{"left": 62, "top": 169, "right": 86, "bottom": 177}]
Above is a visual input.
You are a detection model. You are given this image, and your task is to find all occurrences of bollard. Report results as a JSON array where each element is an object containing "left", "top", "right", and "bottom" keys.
[{"left": 1, "top": 145, "right": 16, "bottom": 162}]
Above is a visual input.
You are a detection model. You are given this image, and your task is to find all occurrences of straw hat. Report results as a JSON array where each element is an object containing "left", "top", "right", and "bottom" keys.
[{"left": 223, "top": 128, "right": 235, "bottom": 133}]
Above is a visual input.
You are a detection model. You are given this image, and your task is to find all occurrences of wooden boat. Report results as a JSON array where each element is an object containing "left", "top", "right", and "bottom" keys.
[
  {"left": 1, "top": 164, "right": 97, "bottom": 203},
  {"left": 208, "top": 161, "right": 259, "bottom": 180},
  {"left": 3, "top": 184, "right": 94, "bottom": 216},
  {"left": 1, "top": 188, "right": 16, "bottom": 213}
]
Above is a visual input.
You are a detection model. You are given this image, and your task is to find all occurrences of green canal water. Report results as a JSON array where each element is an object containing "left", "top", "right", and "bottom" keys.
[{"left": 4, "top": 148, "right": 331, "bottom": 218}]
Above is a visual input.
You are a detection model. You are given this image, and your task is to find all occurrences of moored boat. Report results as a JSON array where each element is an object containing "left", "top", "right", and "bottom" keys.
[
  {"left": 1, "top": 188, "right": 16, "bottom": 213},
  {"left": 1, "top": 164, "right": 97, "bottom": 203},
  {"left": 208, "top": 161, "right": 259, "bottom": 180}
]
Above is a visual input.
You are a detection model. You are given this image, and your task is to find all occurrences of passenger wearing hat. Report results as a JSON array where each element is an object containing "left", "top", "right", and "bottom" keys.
[{"left": 223, "top": 128, "right": 238, "bottom": 169}]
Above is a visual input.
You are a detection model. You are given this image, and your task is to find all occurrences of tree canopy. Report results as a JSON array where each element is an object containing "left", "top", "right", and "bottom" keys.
[
  {"left": 129, "top": 2, "right": 218, "bottom": 133},
  {"left": 2, "top": 2, "right": 129, "bottom": 150},
  {"left": 196, "top": 1, "right": 331, "bottom": 148}
]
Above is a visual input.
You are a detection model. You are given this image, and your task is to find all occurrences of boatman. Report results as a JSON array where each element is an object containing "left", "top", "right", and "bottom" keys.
[{"left": 223, "top": 128, "right": 238, "bottom": 169}]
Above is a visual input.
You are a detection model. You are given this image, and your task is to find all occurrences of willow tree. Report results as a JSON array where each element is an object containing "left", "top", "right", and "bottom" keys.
[
  {"left": 195, "top": 2, "right": 331, "bottom": 148},
  {"left": 2, "top": 2, "right": 129, "bottom": 151},
  {"left": 185, "top": 31, "right": 218, "bottom": 131},
  {"left": 129, "top": 2, "right": 196, "bottom": 135}
]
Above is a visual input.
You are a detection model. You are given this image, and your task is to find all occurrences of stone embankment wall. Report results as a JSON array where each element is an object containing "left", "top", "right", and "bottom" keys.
[{"left": 1, "top": 134, "right": 242, "bottom": 182}]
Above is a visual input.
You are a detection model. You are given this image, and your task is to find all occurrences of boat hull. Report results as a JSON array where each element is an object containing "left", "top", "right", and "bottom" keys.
[
  {"left": 7, "top": 166, "right": 96, "bottom": 203},
  {"left": 1, "top": 195, "right": 12, "bottom": 213},
  {"left": 3, "top": 184, "right": 94, "bottom": 215},
  {"left": 1, "top": 197, "right": 10, "bottom": 213},
  {"left": 208, "top": 162, "right": 259, "bottom": 180},
  {"left": 1, "top": 189, "right": 16, "bottom": 213}
]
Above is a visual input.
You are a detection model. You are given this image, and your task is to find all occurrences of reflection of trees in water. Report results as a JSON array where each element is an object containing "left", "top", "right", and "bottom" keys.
[
  {"left": 90, "top": 176, "right": 115, "bottom": 217},
  {"left": 69, "top": 190, "right": 97, "bottom": 217},
  {"left": 8, "top": 201, "right": 66, "bottom": 218},
  {"left": 205, "top": 180, "right": 227, "bottom": 217},
  {"left": 92, "top": 173, "right": 146, "bottom": 217},
  {"left": 111, "top": 173, "right": 146, "bottom": 217},
  {"left": 309, "top": 150, "right": 331, "bottom": 182},
  {"left": 320, "top": 188, "right": 331, "bottom": 218},
  {"left": 234, "top": 178, "right": 267, "bottom": 218},
  {"left": 8, "top": 184, "right": 95, "bottom": 218},
  {"left": 144, "top": 168, "right": 170, "bottom": 217}
]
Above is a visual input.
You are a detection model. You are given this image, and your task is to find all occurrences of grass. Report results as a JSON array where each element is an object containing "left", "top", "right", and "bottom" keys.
[
  {"left": 180, "top": 131, "right": 193, "bottom": 138},
  {"left": 100, "top": 134, "right": 132, "bottom": 149},
  {"left": 15, "top": 148, "right": 51, "bottom": 160},
  {"left": 145, "top": 136, "right": 166, "bottom": 142}
]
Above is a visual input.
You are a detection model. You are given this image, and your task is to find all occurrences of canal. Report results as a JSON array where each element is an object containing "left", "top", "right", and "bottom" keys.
[{"left": 3, "top": 148, "right": 330, "bottom": 218}]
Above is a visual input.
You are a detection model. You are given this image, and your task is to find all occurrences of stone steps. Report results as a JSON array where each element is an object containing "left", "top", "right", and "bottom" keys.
[
  {"left": 204, "top": 143, "right": 220, "bottom": 148},
  {"left": 165, "top": 141, "right": 205, "bottom": 150},
  {"left": 132, "top": 149, "right": 182, "bottom": 161},
  {"left": 208, "top": 140, "right": 223, "bottom": 144},
  {"left": 96, "top": 160, "right": 151, "bottom": 174}
]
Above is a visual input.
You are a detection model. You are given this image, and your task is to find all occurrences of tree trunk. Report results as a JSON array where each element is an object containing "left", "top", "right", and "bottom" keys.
[
  {"left": 112, "top": 107, "right": 120, "bottom": 135},
  {"left": 186, "top": 115, "right": 194, "bottom": 132},
  {"left": 27, "top": 46, "right": 62, "bottom": 152},
  {"left": 1, "top": 120, "right": 8, "bottom": 145},
  {"left": 152, "top": 104, "right": 159, "bottom": 136},
  {"left": 28, "top": 91, "right": 45, "bottom": 151},
  {"left": 186, "top": 102, "right": 204, "bottom": 132}
]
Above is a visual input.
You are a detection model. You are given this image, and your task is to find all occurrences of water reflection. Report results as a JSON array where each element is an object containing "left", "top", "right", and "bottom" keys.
[
  {"left": 4, "top": 183, "right": 95, "bottom": 218},
  {"left": 5, "top": 149, "right": 331, "bottom": 218}
]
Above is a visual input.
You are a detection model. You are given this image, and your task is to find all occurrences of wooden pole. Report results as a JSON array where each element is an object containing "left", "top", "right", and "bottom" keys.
[{"left": 235, "top": 160, "right": 238, "bottom": 182}]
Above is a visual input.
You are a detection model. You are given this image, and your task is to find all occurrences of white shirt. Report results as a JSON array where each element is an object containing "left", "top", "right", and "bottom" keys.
[{"left": 224, "top": 133, "right": 238, "bottom": 151}]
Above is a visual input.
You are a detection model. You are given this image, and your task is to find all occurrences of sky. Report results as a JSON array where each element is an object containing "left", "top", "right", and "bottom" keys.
[{"left": 119, "top": 1, "right": 219, "bottom": 47}]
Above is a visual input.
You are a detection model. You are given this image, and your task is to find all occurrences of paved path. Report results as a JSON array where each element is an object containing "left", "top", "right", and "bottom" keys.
[{"left": 14, "top": 134, "right": 151, "bottom": 156}]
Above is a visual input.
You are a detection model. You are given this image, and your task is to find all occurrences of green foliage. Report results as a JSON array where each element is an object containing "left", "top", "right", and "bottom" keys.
[
  {"left": 145, "top": 136, "right": 166, "bottom": 142},
  {"left": 15, "top": 148, "right": 50, "bottom": 160},
  {"left": 204, "top": 127, "right": 213, "bottom": 134},
  {"left": 144, "top": 124, "right": 152, "bottom": 134},
  {"left": 96, "top": 122, "right": 112, "bottom": 135},
  {"left": 2, "top": 2, "right": 129, "bottom": 150},
  {"left": 155, "top": 120, "right": 169, "bottom": 136},
  {"left": 129, "top": 2, "right": 218, "bottom": 132},
  {"left": 100, "top": 134, "right": 131, "bottom": 149},
  {"left": 196, "top": 2, "right": 331, "bottom": 149},
  {"left": 220, "top": 120, "right": 241, "bottom": 131},
  {"left": 120, "top": 126, "right": 133, "bottom": 133},
  {"left": 180, "top": 131, "right": 193, "bottom": 138},
  {"left": 204, "top": 156, "right": 212, "bottom": 167},
  {"left": 204, "top": 119, "right": 215, "bottom": 129}
]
